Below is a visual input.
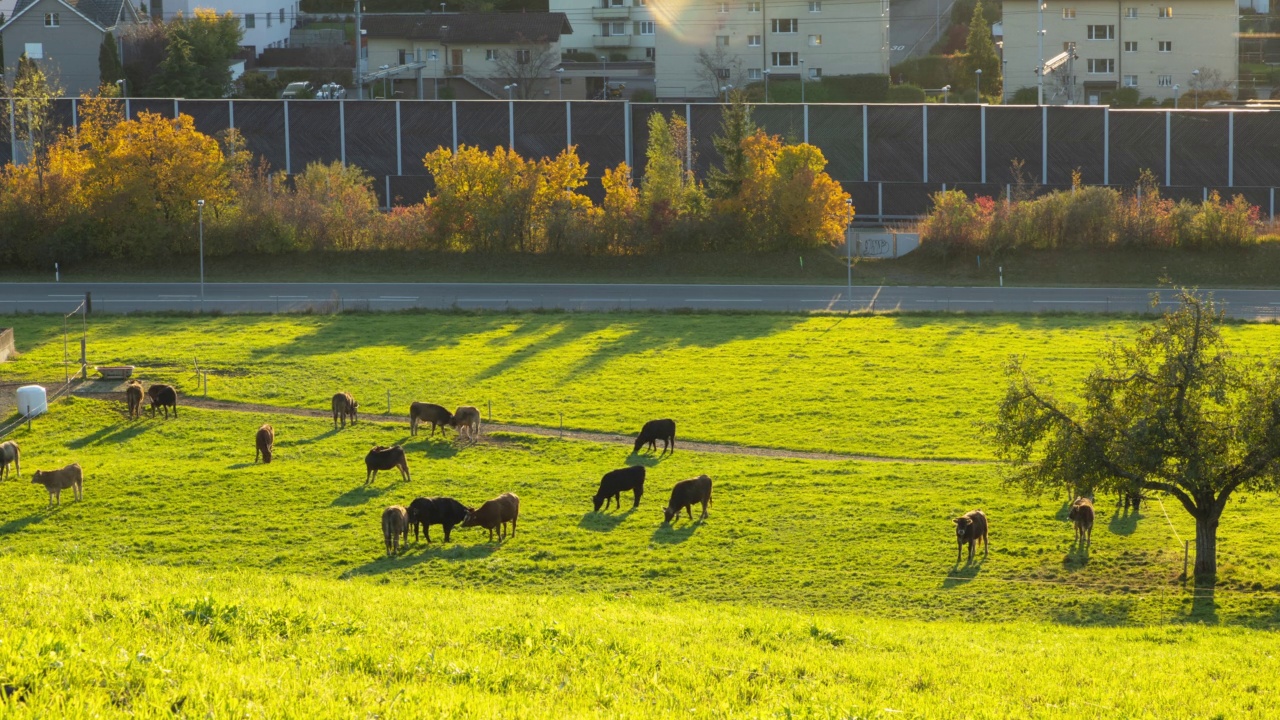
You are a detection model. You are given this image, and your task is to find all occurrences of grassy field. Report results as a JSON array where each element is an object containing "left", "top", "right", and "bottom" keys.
[
  {"left": 5, "top": 245, "right": 1280, "bottom": 287},
  {"left": 3, "top": 313, "right": 1279, "bottom": 460}
]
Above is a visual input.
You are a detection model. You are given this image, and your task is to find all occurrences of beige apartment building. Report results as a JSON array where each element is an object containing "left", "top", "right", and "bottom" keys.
[
  {"left": 1002, "top": 0, "right": 1238, "bottom": 105},
  {"left": 549, "top": 0, "right": 658, "bottom": 62},
  {"left": 651, "top": 0, "right": 891, "bottom": 99}
]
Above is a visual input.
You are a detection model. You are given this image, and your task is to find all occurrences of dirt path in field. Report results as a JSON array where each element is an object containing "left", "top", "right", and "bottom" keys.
[{"left": 71, "top": 388, "right": 987, "bottom": 465}]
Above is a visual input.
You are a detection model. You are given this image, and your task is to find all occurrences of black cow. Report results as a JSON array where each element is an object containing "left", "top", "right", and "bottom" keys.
[
  {"left": 146, "top": 384, "right": 178, "bottom": 419},
  {"left": 663, "top": 474, "right": 712, "bottom": 524},
  {"left": 593, "top": 465, "right": 646, "bottom": 512},
  {"left": 409, "top": 402, "right": 453, "bottom": 437},
  {"left": 633, "top": 419, "right": 676, "bottom": 455},
  {"left": 364, "top": 445, "right": 410, "bottom": 485},
  {"left": 407, "top": 496, "right": 468, "bottom": 542},
  {"left": 953, "top": 510, "right": 989, "bottom": 564}
]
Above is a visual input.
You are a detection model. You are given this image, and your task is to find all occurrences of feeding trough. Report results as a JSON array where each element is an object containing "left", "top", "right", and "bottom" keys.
[{"left": 95, "top": 366, "right": 135, "bottom": 380}]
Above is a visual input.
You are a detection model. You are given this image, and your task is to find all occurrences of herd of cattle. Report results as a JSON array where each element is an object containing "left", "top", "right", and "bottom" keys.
[{"left": 1, "top": 382, "right": 1114, "bottom": 564}]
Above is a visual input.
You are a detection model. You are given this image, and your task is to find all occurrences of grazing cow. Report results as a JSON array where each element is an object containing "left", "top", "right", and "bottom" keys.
[
  {"left": 593, "top": 465, "right": 646, "bottom": 512},
  {"left": 461, "top": 492, "right": 520, "bottom": 542},
  {"left": 0, "top": 441, "right": 18, "bottom": 480},
  {"left": 953, "top": 510, "right": 989, "bottom": 564},
  {"left": 1069, "top": 497, "right": 1095, "bottom": 545},
  {"left": 125, "top": 381, "right": 144, "bottom": 420},
  {"left": 407, "top": 496, "right": 469, "bottom": 543},
  {"left": 31, "top": 463, "right": 83, "bottom": 507},
  {"left": 332, "top": 392, "right": 358, "bottom": 428},
  {"left": 146, "top": 384, "right": 178, "bottom": 419},
  {"left": 633, "top": 419, "right": 676, "bottom": 455},
  {"left": 409, "top": 402, "right": 453, "bottom": 437},
  {"left": 255, "top": 424, "right": 275, "bottom": 464},
  {"left": 452, "top": 406, "right": 481, "bottom": 438},
  {"left": 364, "top": 445, "right": 410, "bottom": 485},
  {"left": 381, "top": 505, "right": 409, "bottom": 556},
  {"left": 663, "top": 474, "right": 712, "bottom": 524}
]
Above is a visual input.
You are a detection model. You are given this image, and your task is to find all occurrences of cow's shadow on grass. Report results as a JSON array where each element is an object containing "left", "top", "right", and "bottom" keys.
[
  {"left": 652, "top": 518, "right": 702, "bottom": 544},
  {"left": 279, "top": 428, "right": 341, "bottom": 448},
  {"left": 68, "top": 422, "right": 155, "bottom": 448},
  {"left": 398, "top": 436, "right": 459, "bottom": 459},
  {"left": 226, "top": 462, "right": 257, "bottom": 470},
  {"left": 0, "top": 510, "right": 51, "bottom": 536},
  {"left": 342, "top": 542, "right": 499, "bottom": 577},
  {"left": 579, "top": 507, "right": 636, "bottom": 532},
  {"left": 1108, "top": 509, "right": 1140, "bottom": 536},
  {"left": 1063, "top": 542, "right": 1091, "bottom": 569},
  {"left": 1053, "top": 501, "right": 1075, "bottom": 522},
  {"left": 625, "top": 453, "right": 666, "bottom": 468},
  {"left": 942, "top": 560, "right": 984, "bottom": 588},
  {"left": 331, "top": 477, "right": 409, "bottom": 507}
]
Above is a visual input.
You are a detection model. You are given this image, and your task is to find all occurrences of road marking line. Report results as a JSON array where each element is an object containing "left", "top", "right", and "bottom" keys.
[
  {"left": 377, "top": 296, "right": 418, "bottom": 300},
  {"left": 47, "top": 294, "right": 84, "bottom": 298},
  {"left": 569, "top": 298, "right": 648, "bottom": 302},
  {"left": 683, "top": 299, "right": 763, "bottom": 303},
  {"left": 158, "top": 295, "right": 198, "bottom": 299},
  {"left": 456, "top": 298, "right": 534, "bottom": 303},
  {"left": 269, "top": 295, "right": 310, "bottom": 299},
  {"left": 1032, "top": 300, "right": 1108, "bottom": 304}
]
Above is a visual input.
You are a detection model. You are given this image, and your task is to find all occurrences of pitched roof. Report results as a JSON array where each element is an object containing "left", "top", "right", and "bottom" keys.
[
  {"left": 361, "top": 12, "right": 572, "bottom": 44},
  {"left": 10, "top": 0, "right": 133, "bottom": 30}
]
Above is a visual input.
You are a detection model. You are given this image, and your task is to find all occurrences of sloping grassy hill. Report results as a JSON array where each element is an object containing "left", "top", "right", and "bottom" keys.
[{"left": 3, "top": 312, "right": 1279, "bottom": 459}]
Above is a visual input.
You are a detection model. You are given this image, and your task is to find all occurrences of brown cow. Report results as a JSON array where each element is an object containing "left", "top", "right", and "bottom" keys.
[
  {"left": 255, "top": 424, "right": 275, "bottom": 464},
  {"left": 125, "top": 381, "right": 144, "bottom": 420},
  {"left": 1069, "top": 497, "right": 1095, "bottom": 545},
  {"left": 452, "top": 406, "right": 481, "bottom": 438},
  {"left": 663, "top": 474, "right": 712, "bottom": 524},
  {"left": 0, "top": 441, "right": 18, "bottom": 480},
  {"left": 365, "top": 445, "right": 410, "bottom": 485},
  {"left": 332, "top": 392, "right": 358, "bottom": 428},
  {"left": 461, "top": 492, "right": 520, "bottom": 542},
  {"left": 953, "top": 510, "right": 989, "bottom": 564},
  {"left": 409, "top": 402, "right": 453, "bottom": 437},
  {"left": 32, "top": 463, "right": 83, "bottom": 507},
  {"left": 146, "top": 384, "right": 178, "bottom": 419},
  {"left": 381, "top": 505, "right": 409, "bottom": 556}
]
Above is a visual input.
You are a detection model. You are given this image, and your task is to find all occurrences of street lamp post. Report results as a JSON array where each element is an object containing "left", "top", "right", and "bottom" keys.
[
  {"left": 763, "top": 69, "right": 770, "bottom": 103},
  {"left": 975, "top": 68, "right": 982, "bottom": 101},
  {"left": 799, "top": 59, "right": 806, "bottom": 104},
  {"left": 379, "top": 64, "right": 390, "bottom": 98},
  {"left": 556, "top": 67, "right": 564, "bottom": 100},
  {"left": 504, "top": 83, "right": 518, "bottom": 100},
  {"left": 432, "top": 50, "right": 439, "bottom": 99},
  {"left": 115, "top": 78, "right": 126, "bottom": 97},
  {"left": 720, "top": 84, "right": 733, "bottom": 103},
  {"left": 1173, "top": 83, "right": 1181, "bottom": 109},
  {"left": 942, "top": 84, "right": 951, "bottom": 103},
  {"left": 1037, "top": 1, "right": 1046, "bottom": 106},
  {"left": 196, "top": 199, "right": 205, "bottom": 309},
  {"left": 845, "top": 197, "right": 853, "bottom": 307},
  {"left": 1192, "top": 69, "right": 1200, "bottom": 108}
]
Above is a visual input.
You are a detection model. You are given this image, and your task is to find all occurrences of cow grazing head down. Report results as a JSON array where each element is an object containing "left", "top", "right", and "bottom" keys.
[{"left": 663, "top": 506, "right": 676, "bottom": 524}]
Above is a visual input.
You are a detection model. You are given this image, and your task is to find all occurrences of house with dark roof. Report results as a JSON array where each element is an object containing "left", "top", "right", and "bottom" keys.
[
  {"left": 0, "top": 0, "right": 141, "bottom": 96},
  {"left": 361, "top": 12, "right": 573, "bottom": 100}
]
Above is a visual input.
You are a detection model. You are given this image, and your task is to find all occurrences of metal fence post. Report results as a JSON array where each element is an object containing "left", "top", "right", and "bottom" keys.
[{"left": 922, "top": 104, "right": 929, "bottom": 183}]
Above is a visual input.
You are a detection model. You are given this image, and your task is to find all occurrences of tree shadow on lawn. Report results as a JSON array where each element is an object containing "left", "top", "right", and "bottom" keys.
[
  {"left": 941, "top": 561, "right": 984, "bottom": 588},
  {"left": 1052, "top": 597, "right": 1139, "bottom": 627},
  {"left": 67, "top": 422, "right": 155, "bottom": 449},
  {"left": 651, "top": 518, "right": 702, "bottom": 544},
  {"left": 1108, "top": 509, "right": 1141, "bottom": 536},
  {"left": 1183, "top": 579, "right": 1220, "bottom": 625},
  {"left": 341, "top": 541, "right": 499, "bottom": 577},
  {"left": 579, "top": 507, "right": 636, "bottom": 532},
  {"left": 331, "top": 477, "right": 410, "bottom": 507}
]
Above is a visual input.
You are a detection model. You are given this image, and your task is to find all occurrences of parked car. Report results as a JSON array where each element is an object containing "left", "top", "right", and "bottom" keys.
[
  {"left": 315, "top": 83, "right": 347, "bottom": 100},
  {"left": 280, "top": 81, "right": 314, "bottom": 99}
]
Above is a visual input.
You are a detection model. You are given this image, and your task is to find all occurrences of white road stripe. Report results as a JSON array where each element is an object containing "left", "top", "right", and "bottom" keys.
[
  {"left": 456, "top": 298, "right": 534, "bottom": 303},
  {"left": 684, "top": 299, "right": 763, "bottom": 303},
  {"left": 569, "top": 298, "right": 648, "bottom": 302},
  {"left": 1032, "top": 300, "right": 1108, "bottom": 304},
  {"left": 377, "top": 296, "right": 419, "bottom": 300},
  {"left": 48, "top": 294, "right": 84, "bottom": 298}
]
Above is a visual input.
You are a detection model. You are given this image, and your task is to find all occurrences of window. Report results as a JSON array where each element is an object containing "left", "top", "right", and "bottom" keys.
[
  {"left": 771, "top": 51, "right": 798, "bottom": 67},
  {"left": 1087, "top": 58, "right": 1114, "bottom": 73},
  {"left": 717, "top": 2, "right": 729, "bottom": 12},
  {"left": 1123, "top": 41, "right": 1137, "bottom": 52},
  {"left": 645, "top": 47, "right": 655, "bottom": 59},
  {"left": 1125, "top": 6, "right": 1137, "bottom": 17},
  {"left": 609, "top": 21, "right": 625, "bottom": 34},
  {"left": 715, "top": 68, "right": 730, "bottom": 79},
  {"left": 1123, "top": 75, "right": 1138, "bottom": 87},
  {"left": 486, "top": 49, "right": 497, "bottom": 61},
  {"left": 808, "top": 66, "right": 821, "bottom": 78},
  {"left": 1062, "top": 8, "right": 1076, "bottom": 18},
  {"left": 717, "top": 35, "right": 730, "bottom": 47},
  {"left": 244, "top": 13, "right": 256, "bottom": 28},
  {"left": 637, "top": 21, "right": 654, "bottom": 35},
  {"left": 1159, "top": 6, "right": 1172, "bottom": 17},
  {"left": 748, "top": 68, "right": 762, "bottom": 80},
  {"left": 266, "top": 12, "right": 272, "bottom": 27},
  {"left": 1158, "top": 74, "right": 1173, "bottom": 86},
  {"left": 808, "top": 1, "right": 821, "bottom": 11},
  {"left": 747, "top": 1, "right": 760, "bottom": 10},
  {"left": 636, "top": 0, "right": 646, "bottom": 5},
  {"left": 771, "top": 18, "right": 797, "bottom": 33},
  {"left": 1158, "top": 41, "right": 1171, "bottom": 52},
  {"left": 610, "top": 0, "right": 624, "bottom": 5},
  {"left": 747, "top": 34, "right": 761, "bottom": 46},
  {"left": 808, "top": 34, "right": 822, "bottom": 46},
  {"left": 279, "top": 8, "right": 284, "bottom": 22},
  {"left": 23, "top": 43, "right": 43, "bottom": 59},
  {"left": 516, "top": 49, "right": 531, "bottom": 63},
  {"left": 43, "top": 12, "right": 59, "bottom": 26},
  {"left": 1087, "top": 25, "right": 1114, "bottom": 40}
]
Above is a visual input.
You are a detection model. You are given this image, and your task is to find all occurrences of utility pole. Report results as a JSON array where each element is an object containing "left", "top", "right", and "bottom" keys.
[
  {"left": 354, "top": 0, "right": 364, "bottom": 99},
  {"left": 1037, "top": 1, "right": 1046, "bottom": 106}
]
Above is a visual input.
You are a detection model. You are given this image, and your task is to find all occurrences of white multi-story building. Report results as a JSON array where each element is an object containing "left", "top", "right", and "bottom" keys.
[
  {"left": 550, "top": 0, "right": 657, "bottom": 62},
  {"left": 1002, "top": 0, "right": 1238, "bottom": 105},
  {"left": 150, "top": 0, "right": 298, "bottom": 54}
]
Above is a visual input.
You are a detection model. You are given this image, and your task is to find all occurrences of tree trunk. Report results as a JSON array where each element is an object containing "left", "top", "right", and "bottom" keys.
[{"left": 1194, "top": 509, "right": 1221, "bottom": 578}]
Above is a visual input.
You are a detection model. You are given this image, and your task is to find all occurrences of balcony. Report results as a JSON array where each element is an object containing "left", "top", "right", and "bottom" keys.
[
  {"left": 591, "top": 5, "right": 630, "bottom": 19},
  {"left": 592, "top": 35, "right": 633, "bottom": 48}
]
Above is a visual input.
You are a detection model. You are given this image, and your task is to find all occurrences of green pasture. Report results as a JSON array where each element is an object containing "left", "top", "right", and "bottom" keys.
[
  {"left": 3, "top": 555, "right": 1280, "bottom": 718},
  {"left": 3, "top": 398, "right": 1280, "bottom": 623},
  {"left": 4, "top": 312, "right": 1279, "bottom": 460}
]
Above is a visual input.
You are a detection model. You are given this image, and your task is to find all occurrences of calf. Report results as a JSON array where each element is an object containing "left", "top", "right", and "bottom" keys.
[
  {"left": 452, "top": 406, "right": 481, "bottom": 438},
  {"left": 332, "top": 392, "right": 358, "bottom": 428},
  {"left": 593, "top": 465, "right": 646, "bottom": 512},
  {"left": 364, "top": 445, "right": 410, "bottom": 485},
  {"left": 633, "top": 419, "right": 676, "bottom": 455},
  {"left": 663, "top": 474, "right": 712, "bottom": 524},
  {"left": 953, "top": 510, "right": 989, "bottom": 564},
  {"left": 255, "top": 424, "right": 275, "bottom": 464},
  {"left": 0, "top": 441, "right": 18, "bottom": 480},
  {"left": 461, "top": 492, "right": 520, "bottom": 542},
  {"left": 125, "top": 381, "right": 144, "bottom": 420},
  {"left": 146, "top": 384, "right": 178, "bottom": 419},
  {"left": 407, "top": 496, "right": 469, "bottom": 543},
  {"left": 1069, "top": 496, "right": 1095, "bottom": 545},
  {"left": 381, "top": 505, "right": 409, "bottom": 556},
  {"left": 32, "top": 463, "right": 83, "bottom": 507},
  {"left": 409, "top": 402, "right": 453, "bottom": 437}
]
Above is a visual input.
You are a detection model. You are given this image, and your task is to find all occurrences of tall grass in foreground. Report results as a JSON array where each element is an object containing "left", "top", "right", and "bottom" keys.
[{"left": 2, "top": 555, "right": 1279, "bottom": 718}]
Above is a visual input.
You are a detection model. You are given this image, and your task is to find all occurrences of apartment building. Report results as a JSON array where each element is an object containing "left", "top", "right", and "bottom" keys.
[
  {"left": 150, "top": 0, "right": 299, "bottom": 54},
  {"left": 549, "top": 0, "right": 657, "bottom": 61},
  {"left": 651, "top": 0, "right": 890, "bottom": 100},
  {"left": 1002, "top": 0, "right": 1238, "bottom": 105}
]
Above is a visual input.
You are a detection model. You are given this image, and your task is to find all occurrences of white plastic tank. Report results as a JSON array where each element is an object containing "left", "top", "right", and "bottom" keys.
[{"left": 16, "top": 385, "right": 47, "bottom": 418}]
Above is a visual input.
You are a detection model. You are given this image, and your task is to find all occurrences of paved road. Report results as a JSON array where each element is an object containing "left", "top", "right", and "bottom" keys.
[
  {"left": 3, "top": 282, "right": 1279, "bottom": 319},
  {"left": 890, "top": 0, "right": 960, "bottom": 68}
]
